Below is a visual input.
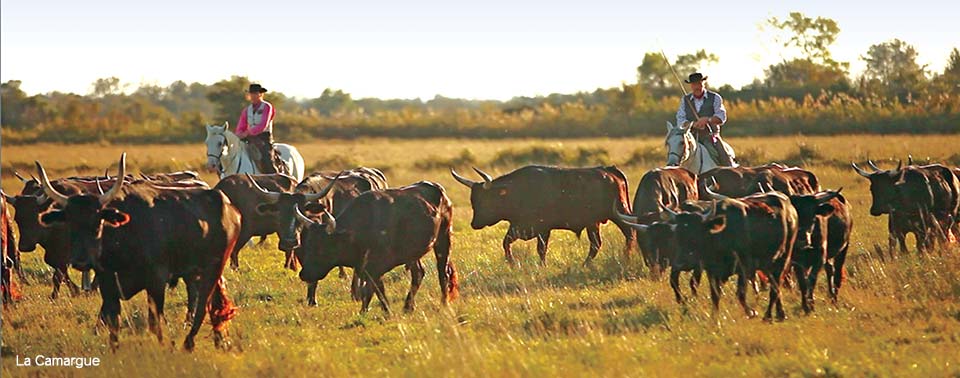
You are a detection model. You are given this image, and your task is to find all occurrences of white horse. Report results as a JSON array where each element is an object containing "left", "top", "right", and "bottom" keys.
[
  {"left": 664, "top": 121, "right": 736, "bottom": 174},
  {"left": 204, "top": 122, "right": 305, "bottom": 182}
]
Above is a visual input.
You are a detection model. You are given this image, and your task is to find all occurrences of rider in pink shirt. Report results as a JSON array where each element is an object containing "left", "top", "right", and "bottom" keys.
[{"left": 236, "top": 84, "right": 278, "bottom": 173}]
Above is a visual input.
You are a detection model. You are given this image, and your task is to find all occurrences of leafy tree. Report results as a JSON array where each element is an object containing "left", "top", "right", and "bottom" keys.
[
  {"left": 308, "top": 88, "right": 356, "bottom": 116},
  {"left": 91, "top": 77, "right": 123, "bottom": 97},
  {"left": 206, "top": 75, "right": 251, "bottom": 125},
  {"left": 861, "top": 39, "right": 928, "bottom": 102},
  {"left": 766, "top": 12, "right": 843, "bottom": 68},
  {"left": 945, "top": 48, "right": 960, "bottom": 78},
  {"left": 637, "top": 50, "right": 719, "bottom": 92},
  {"left": 762, "top": 58, "right": 851, "bottom": 100}
]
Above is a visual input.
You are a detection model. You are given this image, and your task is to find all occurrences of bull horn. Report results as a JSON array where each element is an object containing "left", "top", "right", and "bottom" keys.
[
  {"left": 472, "top": 167, "right": 493, "bottom": 189},
  {"left": 294, "top": 205, "right": 317, "bottom": 226},
  {"left": 104, "top": 168, "right": 110, "bottom": 179},
  {"left": 305, "top": 171, "right": 343, "bottom": 202},
  {"left": 100, "top": 153, "right": 126, "bottom": 206},
  {"left": 816, "top": 188, "right": 842, "bottom": 203},
  {"left": 613, "top": 202, "right": 639, "bottom": 224},
  {"left": 2, "top": 190, "right": 15, "bottom": 204},
  {"left": 851, "top": 162, "right": 871, "bottom": 178},
  {"left": 895, "top": 160, "right": 902, "bottom": 172},
  {"left": 907, "top": 155, "right": 913, "bottom": 165},
  {"left": 658, "top": 204, "right": 679, "bottom": 221},
  {"left": 623, "top": 219, "right": 650, "bottom": 232},
  {"left": 867, "top": 160, "right": 881, "bottom": 172},
  {"left": 35, "top": 161, "right": 69, "bottom": 206},
  {"left": 95, "top": 178, "right": 106, "bottom": 195},
  {"left": 320, "top": 211, "right": 337, "bottom": 235},
  {"left": 450, "top": 169, "right": 478, "bottom": 188},
  {"left": 703, "top": 200, "right": 718, "bottom": 220},
  {"left": 13, "top": 171, "right": 31, "bottom": 183},
  {"left": 246, "top": 174, "right": 280, "bottom": 204},
  {"left": 704, "top": 182, "right": 729, "bottom": 201}
]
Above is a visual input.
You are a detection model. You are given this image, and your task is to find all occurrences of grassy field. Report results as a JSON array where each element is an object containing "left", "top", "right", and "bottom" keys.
[{"left": 2, "top": 134, "right": 960, "bottom": 377}]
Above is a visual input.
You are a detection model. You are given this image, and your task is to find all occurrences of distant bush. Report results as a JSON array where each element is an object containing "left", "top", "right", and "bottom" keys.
[
  {"left": 489, "top": 146, "right": 611, "bottom": 167},
  {"left": 623, "top": 146, "right": 664, "bottom": 166},
  {"left": 414, "top": 149, "right": 479, "bottom": 170},
  {"left": 2, "top": 77, "right": 959, "bottom": 145}
]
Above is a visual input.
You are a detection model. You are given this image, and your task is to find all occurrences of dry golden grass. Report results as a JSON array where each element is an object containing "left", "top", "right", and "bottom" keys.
[{"left": 2, "top": 134, "right": 959, "bottom": 377}]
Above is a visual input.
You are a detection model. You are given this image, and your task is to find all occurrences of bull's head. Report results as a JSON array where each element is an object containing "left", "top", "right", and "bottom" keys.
[
  {"left": 852, "top": 160, "right": 901, "bottom": 216},
  {"left": 290, "top": 206, "right": 340, "bottom": 282},
  {"left": 666, "top": 201, "right": 726, "bottom": 269},
  {"left": 5, "top": 191, "right": 52, "bottom": 252},
  {"left": 788, "top": 189, "right": 842, "bottom": 253},
  {"left": 451, "top": 167, "right": 507, "bottom": 229},
  {"left": 248, "top": 173, "right": 340, "bottom": 252},
  {"left": 36, "top": 154, "right": 130, "bottom": 271}
]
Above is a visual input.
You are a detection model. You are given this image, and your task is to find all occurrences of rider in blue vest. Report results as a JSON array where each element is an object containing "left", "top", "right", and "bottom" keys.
[{"left": 675, "top": 73, "right": 736, "bottom": 167}]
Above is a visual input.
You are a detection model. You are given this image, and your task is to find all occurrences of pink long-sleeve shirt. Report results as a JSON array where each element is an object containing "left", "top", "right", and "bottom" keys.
[{"left": 236, "top": 100, "right": 275, "bottom": 137}]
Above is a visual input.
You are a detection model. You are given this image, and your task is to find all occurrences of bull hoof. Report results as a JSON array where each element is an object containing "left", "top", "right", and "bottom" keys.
[
  {"left": 307, "top": 299, "right": 318, "bottom": 307},
  {"left": 183, "top": 337, "right": 196, "bottom": 352},
  {"left": 746, "top": 310, "right": 758, "bottom": 318},
  {"left": 213, "top": 332, "right": 226, "bottom": 349}
]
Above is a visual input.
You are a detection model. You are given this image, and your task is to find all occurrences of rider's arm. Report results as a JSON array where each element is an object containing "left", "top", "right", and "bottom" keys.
[
  {"left": 676, "top": 97, "right": 690, "bottom": 128},
  {"left": 236, "top": 109, "right": 249, "bottom": 137},
  {"left": 710, "top": 93, "right": 727, "bottom": 127},
  {"left": 246, "top": 102, "right": 274, "bottom": 135}
]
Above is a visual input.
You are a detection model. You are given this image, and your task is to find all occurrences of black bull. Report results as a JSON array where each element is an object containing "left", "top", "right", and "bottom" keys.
[
  {"left": 616, "top": 167, "right": 698, "bottom": 273},
  {"left": 213, "top": 173, "right": 298, "bottom": 269},
  {"left": 5, "top": 172, "right": 206, "bottom": 298},
  {"left": 853, "top": 160, "right": 960, "bottom": 252},
  {"left": 705, "top": 184, "right": 853, "bottom": 314},
  {"left": 698, "top": 164, "right": 821, "bottom": 198},
  {"left": 244, "top": 167, "right": 389, "bottom": 305},
  {"left": 661, "top": 191, "right": 799, "bottom": 321},
  {"left": 293, "top": 181, "right": 459, "bottom": 314},
  {"left": 451, "top": 165, "right": 636, "bottom": 265},
  {"left": 282, "top": 168, "right": 388, "bottom": 305},
  {"left": 36, "top": 154, "right": 241, "bottom": 351}
]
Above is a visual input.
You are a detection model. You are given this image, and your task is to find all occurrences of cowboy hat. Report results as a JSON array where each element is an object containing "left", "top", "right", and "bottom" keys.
[
  {"left": 248, "top": 84, "right": 268, "bottom": 93},
  {"left": 683, "top": 73, "right": 708, "bottom": 83}
]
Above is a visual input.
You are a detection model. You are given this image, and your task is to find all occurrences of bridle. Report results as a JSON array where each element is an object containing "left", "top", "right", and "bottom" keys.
[
  {"left": 207, "top": 133, "right": 228, "bottom": 176},
  {"left": 666, "top": 127, "right": 689, "bottom": 166}
]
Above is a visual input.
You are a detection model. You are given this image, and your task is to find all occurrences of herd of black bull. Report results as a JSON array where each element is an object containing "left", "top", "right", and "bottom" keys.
[{"left": 1, "top": 154, "right": 958, "bottom": 350}]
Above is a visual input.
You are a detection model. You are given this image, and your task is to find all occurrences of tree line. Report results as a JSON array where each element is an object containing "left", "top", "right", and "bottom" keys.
[{"left": 2, "top": 12, "right": 958, "bottom": 144}]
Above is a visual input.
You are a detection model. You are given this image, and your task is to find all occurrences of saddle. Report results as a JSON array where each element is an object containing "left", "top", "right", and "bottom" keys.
[
  {"left": 695, "top": 129, "right": 737, "bottom": 167},
  {"left": 244, "top": 140, "right": 288, "bottom": 175}
]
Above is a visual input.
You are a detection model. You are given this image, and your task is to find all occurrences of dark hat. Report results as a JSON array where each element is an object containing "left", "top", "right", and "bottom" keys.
[
  {"left": 248, "top": 84, "right": 268, "bottom": 93},
  {"left": 684, "top": 73, "right": 708, "bottom": 84}
]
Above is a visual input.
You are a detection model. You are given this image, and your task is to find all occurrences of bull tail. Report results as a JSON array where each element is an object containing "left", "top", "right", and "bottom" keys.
[
  {"left": 208, "top": 278, "right": 238, "bottom": 333},
  {"left": 445, "top": 262, "right": 460, "bottom": 302}
]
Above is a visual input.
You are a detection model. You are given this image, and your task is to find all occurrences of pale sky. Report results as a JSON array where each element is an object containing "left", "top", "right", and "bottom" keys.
[{"left": 1, "top": 0, "right": 955, "bottom": 100}]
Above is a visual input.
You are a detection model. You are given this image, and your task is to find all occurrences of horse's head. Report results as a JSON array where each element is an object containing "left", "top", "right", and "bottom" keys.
[
  {"left": 664, "top": 121, "right": 695, "bottom": 167},
  {"left": 204, "top": 122, "right": 229, "bottom": 172}
]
